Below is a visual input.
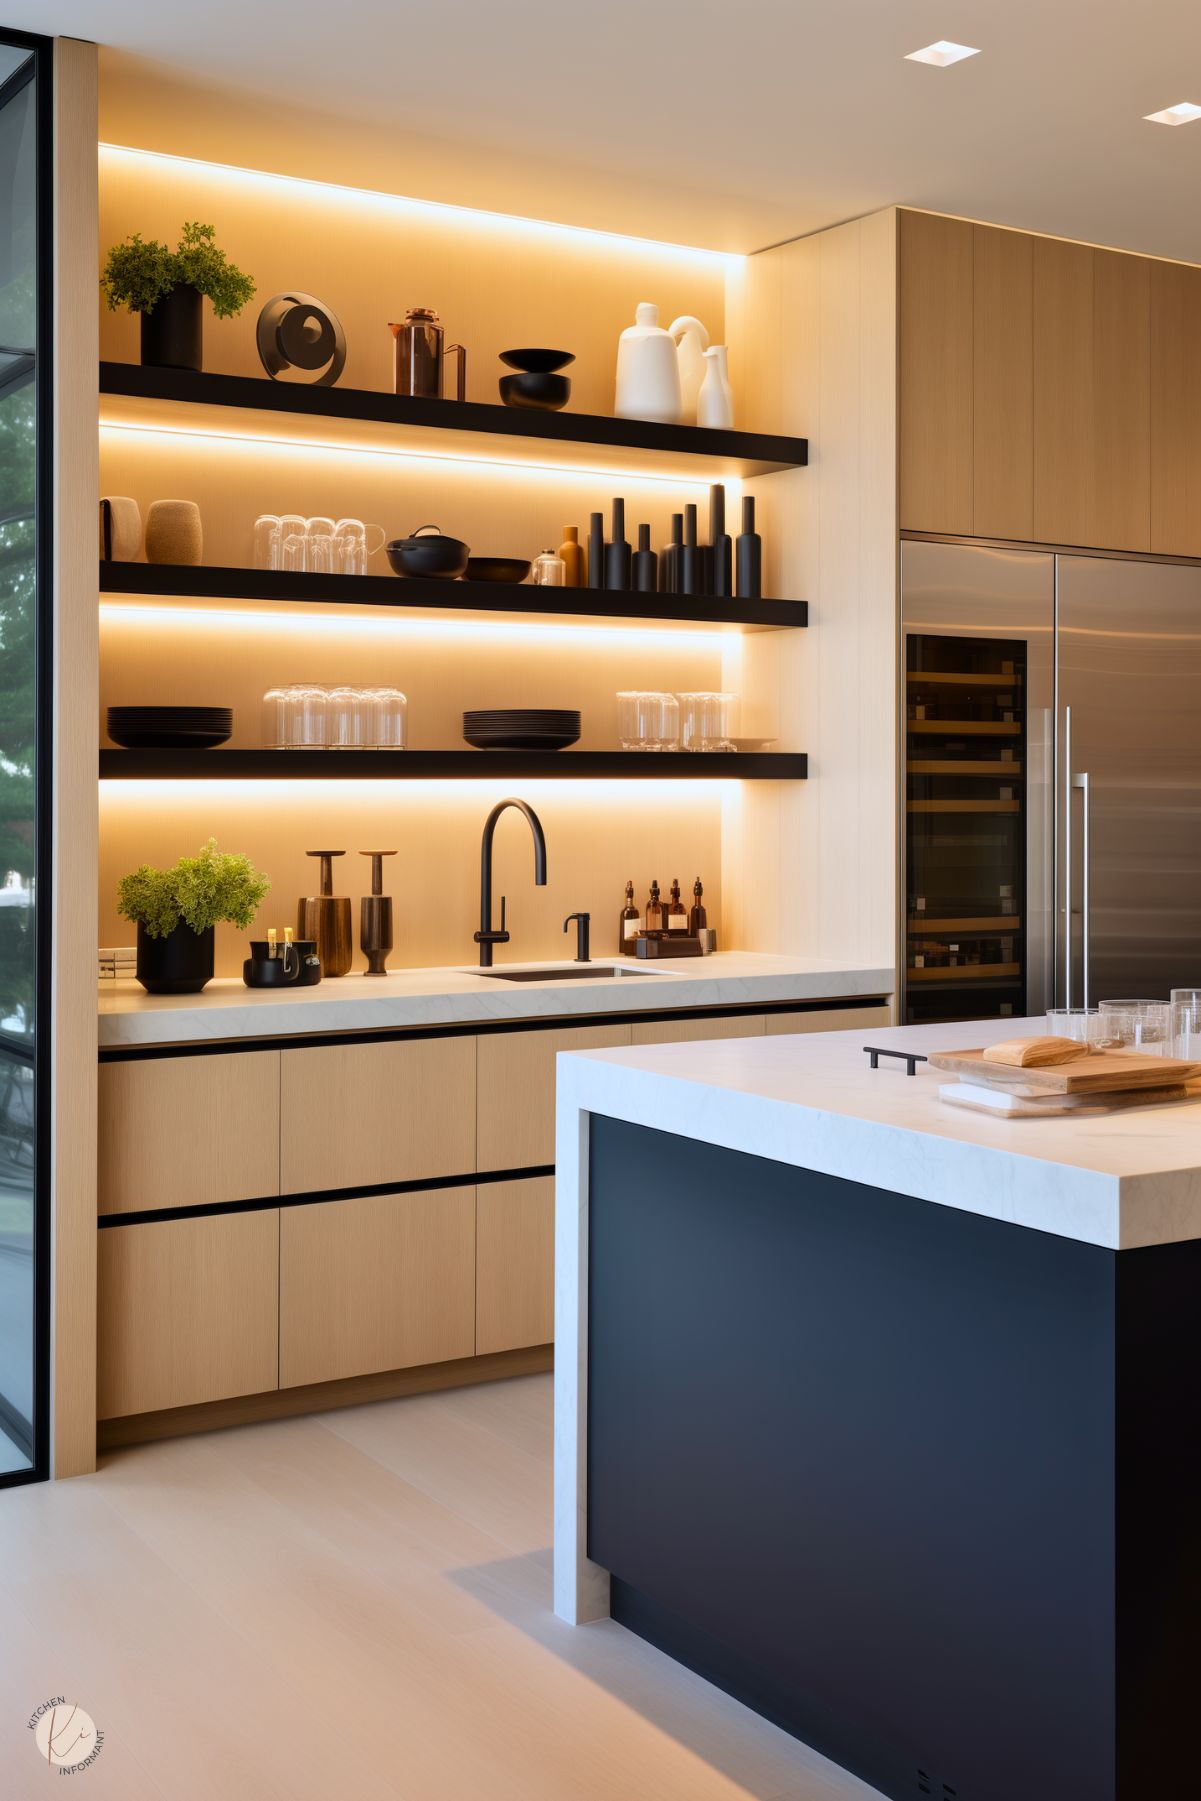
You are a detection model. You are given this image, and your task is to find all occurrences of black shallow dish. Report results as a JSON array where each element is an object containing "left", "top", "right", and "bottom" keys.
[
  {"left": 109, "top": 706, "right": 231, "bottom": 721},
  {"left": 499, "top": 348, "right": 575, "bottom": 374},
  {"left": 108, "top": 728, "right": 232, "bottom": 749},
  {"left": 463, "top": 730, "right": 580, "bottom": 751},
  {"left": 464, "top": 709, "right": 580, "bottom": 727},
  {"left": 464, "top": 556, "right": 532, "bottom": 584},
  {"left": 499, "top": 372, "right": 571, "bottom": 412}
]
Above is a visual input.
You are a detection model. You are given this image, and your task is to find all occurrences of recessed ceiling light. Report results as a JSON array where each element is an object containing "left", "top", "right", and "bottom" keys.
[
  {"left": 905, "top": 40, "right": 980, "bottom": 67},
  {"left": 1144, "top": 101, "right": 1201, "bottom": 126}
]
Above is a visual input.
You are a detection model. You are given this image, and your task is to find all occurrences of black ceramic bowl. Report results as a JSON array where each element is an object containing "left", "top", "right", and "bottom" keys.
[
  {"left": 464, "top": 556, "right": 532, "bottom": 584},
  {"left": 499, "top": 348, "right": 575, "bottom": 374},
  {"left": 499, "top": 372, "right": 571, "bottom": 412},
  {"left": 386, "top": 525, "right": 471, "bottom": 579}
]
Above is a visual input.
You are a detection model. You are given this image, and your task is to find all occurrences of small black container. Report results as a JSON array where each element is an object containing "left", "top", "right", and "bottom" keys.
[
  {"left": 498, "top": 371, "right": 571, "bottom": 411},
  {"left": 136, "top": 921, "right": 214, "bottom": 994},
  {"left": 140, "top": 283, "right": 203, "bottom": 372},
  {"left": 386, "top": 525, "right": 471, "bottom": 579}
]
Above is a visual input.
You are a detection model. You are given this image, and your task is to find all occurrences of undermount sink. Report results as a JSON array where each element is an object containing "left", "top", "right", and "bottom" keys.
[{"left": 474, "top": 965, "right": 665, "bottom": 981}]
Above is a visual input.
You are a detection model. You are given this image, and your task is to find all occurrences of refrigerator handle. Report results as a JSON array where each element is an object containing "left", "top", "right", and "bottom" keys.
[
  {"left": 1063, "top": 706, "right": 1073, "bottom": 1009},
  {"left": 1073, "top": 770, "right": 1091, "bottom": 1010}
]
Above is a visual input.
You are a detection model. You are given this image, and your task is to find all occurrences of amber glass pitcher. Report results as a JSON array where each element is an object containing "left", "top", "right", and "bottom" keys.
[{"left": 389, "top": 307, "right": 466, "bottom": 400}]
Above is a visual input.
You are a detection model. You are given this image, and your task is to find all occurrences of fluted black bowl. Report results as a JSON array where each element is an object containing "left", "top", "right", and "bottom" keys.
[{"left": 499, "top": 372, "right": 571, "bottom": 412}]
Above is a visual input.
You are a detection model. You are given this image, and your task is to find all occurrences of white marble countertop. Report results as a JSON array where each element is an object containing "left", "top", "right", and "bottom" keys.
[
  {"left": 555, "top": 1016, "right": 1201, "bottom": 1250},
  {"left": 97, "top": 952, "right": 894, "bottom": 1048}
]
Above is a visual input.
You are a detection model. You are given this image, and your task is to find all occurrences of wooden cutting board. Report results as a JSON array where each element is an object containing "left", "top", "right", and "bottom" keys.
[{"left": 927, "top": 1046, "right": 1201, "bottom": 1093}]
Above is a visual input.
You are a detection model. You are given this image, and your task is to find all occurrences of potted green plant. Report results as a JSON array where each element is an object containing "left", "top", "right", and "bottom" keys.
[
  {"left": 100, "top": 221, "right": 256, "bottom": 373},
  {"left": 118, "top": 838, "right": 270, "bottom": 994}
]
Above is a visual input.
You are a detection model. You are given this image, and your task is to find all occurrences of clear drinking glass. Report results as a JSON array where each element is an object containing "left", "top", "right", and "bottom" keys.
[
  {"left": 364, "top": 687, "right": 408, "bottom": 748},
  {"left": 262, "top": 685, "right": 290, "bottom": 748},
  {"left": 286, "top": 683, "right": 328, "bottom": 749},
  {"left": 333, "top": 519, "right": 387, "bottom": 576},
  {"left": 1171, "top": 989, "right": 1201, "bottom": 1058},
  {"left": 678, "top": 691, "right": 737, "bottom": 752},
  {"left": 1046, "top": 1006, "right": 1101, "bottom": 1045},
  {"left": 617, "top": 691, "right": 679, "bottom": 751},
  {"left": 1096, "top": 999, "right": 1175, "bottom": 1054},
  {"left": 306, "top": 532, "right": 336, "bottom": 576},
  {"left": 253, "top": 513, "right": 282, "bottom": 570},
  {"left": 280, "top": 516, "right": 309, "bottom": 574},
  {"left": 326, "top": 685, "right": 364, "bottom": 750}
]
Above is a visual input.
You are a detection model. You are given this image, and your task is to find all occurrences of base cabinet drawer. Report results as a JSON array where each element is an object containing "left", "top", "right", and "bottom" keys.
[
  {"left": 98, "top": 1051, "right": 281, "bottom": 1215},
  {"left": 476, "top": 1176, "right": 555, "bottom": 1355},
  {"left": 279, "top": 1188, "right": 476, "bottom": 1388},
  {"left": 478, "top": 1023, "right": 631, "bottom": 1169},
  {"left": 97, "top": 1212, "right": 280, "bottom": 1417},
  {"left": 631, "top": 1014, "right": 766, "bottom": 1046},
  {"left": 764, "top": 1004, "right": 892, "bottom": 1035}
]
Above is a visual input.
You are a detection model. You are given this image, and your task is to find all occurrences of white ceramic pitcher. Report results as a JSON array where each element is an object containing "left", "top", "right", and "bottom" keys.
[{"left": 614, "top": 302, "right": 683, "bottom": 424}]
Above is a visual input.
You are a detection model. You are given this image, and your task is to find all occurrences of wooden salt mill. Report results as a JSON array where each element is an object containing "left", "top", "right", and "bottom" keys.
[
  {"left": 297, "top": 850, "right": 352, "bottom": 977},
  {"left": 359, "top": 850, "right": 397, "bottom": 976}
]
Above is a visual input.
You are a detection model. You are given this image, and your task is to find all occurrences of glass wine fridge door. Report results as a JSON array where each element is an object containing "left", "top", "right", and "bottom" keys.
[{"left": 901, "top": 542, "right": 1054, "bottom": 1027}]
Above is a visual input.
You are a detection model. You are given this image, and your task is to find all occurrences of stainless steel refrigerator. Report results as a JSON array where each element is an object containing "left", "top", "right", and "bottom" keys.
[{"left": 900, "top": 539, "right": 1201, "bottom": 1025}]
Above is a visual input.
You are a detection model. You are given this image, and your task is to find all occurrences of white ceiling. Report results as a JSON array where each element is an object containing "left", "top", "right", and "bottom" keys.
[{"left": 12, "top": 0, "right": 1201, "bottom": 257}]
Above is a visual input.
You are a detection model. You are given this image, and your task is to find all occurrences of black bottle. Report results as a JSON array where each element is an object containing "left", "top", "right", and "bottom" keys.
[
  {"left": 588, "top": 511, "right": 604, "bottom": 590},
  {"left": 689, "top": 877, "right": 708, "bottom": 934},
  {"left": 736, "top": 494, "right": 762, "bottom": 600},
  {"left": 681, "top": 502, "right": 699, "bottom": 596},
  {"left": 709, "top": 483, "right": 732, "bottom": 598},
  {"left": 644, "top": 879, "right": 665, "bottom": 934},
  {"left": 662, "top": 513, "right": 683, "bottom": 592},
  {"left": 619, "top": 879, "right": 640, "bottom": 951},
  {"left": 633, "top": 523, "right": 658, "bottom": 593},
  {"left": 605, "top": 497, "right": 631, "bottom": 590}
]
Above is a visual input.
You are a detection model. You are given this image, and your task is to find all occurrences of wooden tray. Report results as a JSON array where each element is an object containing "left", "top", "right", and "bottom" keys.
[{"left": 927, "top": 1046, "right": 1201, "bottom": 1093}]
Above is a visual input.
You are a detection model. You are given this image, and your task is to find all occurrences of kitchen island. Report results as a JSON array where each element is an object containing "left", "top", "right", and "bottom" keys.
[{"left": 554, "top": 1017, "right": 1201, "bottom": 1801}]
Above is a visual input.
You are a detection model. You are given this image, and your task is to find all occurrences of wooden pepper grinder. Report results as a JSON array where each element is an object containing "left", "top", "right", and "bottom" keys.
[
  {"left": 297, "top": 850, "right": 352, "bottom": 977},
  {"left": 359, "top": 850, "right": 397, "bottom": 976}
]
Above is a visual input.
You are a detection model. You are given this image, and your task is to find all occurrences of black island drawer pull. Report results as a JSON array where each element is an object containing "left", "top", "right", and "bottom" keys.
[{"left": 863, "top": 1044, "right": 928, "bottom": 1077}]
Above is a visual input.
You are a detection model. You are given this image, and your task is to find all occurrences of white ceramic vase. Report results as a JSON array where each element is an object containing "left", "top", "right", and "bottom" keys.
[
  {"left": 668, "top": 315, "right": 709, "bottom": 424},
  {"left": 697, "top": 345, "right": 734, "bottom": 430},
  {"left": 614, "top": 302, "right": 683, "bottom": 424}
]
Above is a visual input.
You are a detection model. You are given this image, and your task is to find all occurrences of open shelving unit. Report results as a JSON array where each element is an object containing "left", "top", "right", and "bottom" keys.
[{"left": 99, "top": 749, "right": 808, "bottom": 780}]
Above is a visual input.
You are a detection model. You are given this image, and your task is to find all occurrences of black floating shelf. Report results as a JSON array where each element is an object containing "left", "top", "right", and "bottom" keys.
[
  {"left": 99, "top": 750, "right": 808, "bottom": 781},
  {"left": 98, "top": 562, "right": 808, "bottom": 631},
  {"left": 99, "top": 362, "right": 808, "bottom": 477}
]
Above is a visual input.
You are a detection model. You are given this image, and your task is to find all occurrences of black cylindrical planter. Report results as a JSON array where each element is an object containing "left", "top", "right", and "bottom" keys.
[
  {"left": 140, "top": 283, "right": 203, "bottom": 372},
  {"left": 136, "top": 921, "right": 215, "bottom": 994}
]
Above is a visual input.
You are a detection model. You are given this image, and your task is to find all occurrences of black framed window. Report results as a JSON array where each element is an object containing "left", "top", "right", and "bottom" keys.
[{"left": 0, "top": 26, "right": 51, "bottom": 1488}]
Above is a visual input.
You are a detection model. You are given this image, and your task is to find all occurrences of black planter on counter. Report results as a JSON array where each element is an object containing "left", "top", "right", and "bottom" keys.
[
  {"left": 140, "top": 282, "right": 203, "bottom": 372},
  {"left": 136, "top": 921, "right": 214, "bottom": 993}
]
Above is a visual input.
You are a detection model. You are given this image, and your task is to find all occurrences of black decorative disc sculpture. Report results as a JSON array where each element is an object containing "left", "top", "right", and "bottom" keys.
[{"left": 256, "top": 291, "right": 347, "bottom": 386}]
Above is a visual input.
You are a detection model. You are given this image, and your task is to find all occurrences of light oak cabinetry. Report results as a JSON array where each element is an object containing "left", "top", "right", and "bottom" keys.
[
  {"left": 97, "top": 1211, "right": 279, "bottom": 1416},
  {"left": 280, "top": 1036, "right": 475, "bottom": 1193},
  {"left": 764, "top": 1004, "right": 892, "bottom": 1035},
  {"left": 477, "top": 1022, "right": 631, "bottom": 1169},
  {"left": 476, "top": 1176, "right": 555, "bottom": 1356},
  {"left": 900, "top": 209, "right": 1201, "bottom": 555},
  {"left": 631, "top": 1013, "right": 766, "bottom": 1045},
  {"left": 98, "top": 1050, "right": 280, "bottom": 1215},
  {"left": 279, "top": 1188, "right": 476, "bottom": 1387}
]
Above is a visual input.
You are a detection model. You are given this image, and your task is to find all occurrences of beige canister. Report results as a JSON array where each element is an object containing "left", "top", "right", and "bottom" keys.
[{"left": 145, "top": 499, "right": 203, "bottom": 565}]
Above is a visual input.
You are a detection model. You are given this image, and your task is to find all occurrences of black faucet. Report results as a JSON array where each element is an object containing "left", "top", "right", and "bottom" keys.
[
  {"left": 475, "top": 798, "right": 548, "bottom": 967},
  {"left": 564, "top": 912, "right": 591, "bottom": 963}
]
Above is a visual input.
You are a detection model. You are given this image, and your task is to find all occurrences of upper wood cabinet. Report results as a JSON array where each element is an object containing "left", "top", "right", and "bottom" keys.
[
  {"left": 279, "top": 1036, "right": 475, "bottom": 1194},
  {"left": 1151, "top": 258, "right": 1201, "bottom": 555},
  {"left": 973, "top": 225, "right": 1033, "bottom": 540},
  {"left": 98, "top": 1050, "right": 280, "bottom": 1216},
  {"left": 899, "top": 211, "right": 974, "bottom": 536}
]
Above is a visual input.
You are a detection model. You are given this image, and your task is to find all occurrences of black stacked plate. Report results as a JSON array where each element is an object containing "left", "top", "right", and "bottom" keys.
[
  {"left": 107, "top": 706, "right": 233, "bottom": 750},
  {"left": 463, "top": 709, "right": 580, "bottom": 751}
]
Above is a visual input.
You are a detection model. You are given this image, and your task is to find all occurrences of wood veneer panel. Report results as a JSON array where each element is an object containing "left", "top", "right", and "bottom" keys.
[
  {"left": 279, "top": 1189, "right": 476, "bottom": 1387},
  {"left": 899, "top": 211, "right": 974, "bottom": 533},
  {"left": 476, "top": 1177, "right": 556, "bottom": 1356},
  {"left": 1093, "top": 249, "right": 1150, "bottom": 551},
  {"left": 973, "top": 225, "right": 1033, "bottom": 540},
  {"left": 279, "top": 1037, "right": 475, "bottom": 1194},
  {"left": 97, "top": 1211, "right": 279, "bottom": 1416},
  {"left": 763, "top": 1004, "right": 892, "bottom": 1034},
  {"left": 630, "top": 1013, "right": 766, "bottom": 1045},
  {"left": 1033, "top": 236, "right": 1095, "bottom": 547},
  {"left": 1151, "top": 258, "right": 1201, "bottom": 555},
  {"left": 477, "top": 1022, "right": 630, "bottom": 1170},
  {"left": 98, "top": 1051, "right": 281, "bottom": 1215}
]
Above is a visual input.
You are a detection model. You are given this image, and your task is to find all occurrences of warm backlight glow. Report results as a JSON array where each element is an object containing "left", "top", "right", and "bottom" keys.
[
  {"left": 905, "top": 40, "right": 980, "bottom": 67},
  {"left": 1144, "top": 101, "right": 1201, "bottom": 126},
  {"left": 98, "top": 777, "right": 740, "bottom": 805},
  {"left": 99, "top": 143, "right": 741, "bottom": 270}
]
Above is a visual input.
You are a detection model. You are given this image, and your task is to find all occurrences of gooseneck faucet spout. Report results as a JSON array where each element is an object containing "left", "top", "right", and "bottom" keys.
[{"left": 475, "top": 798, "right": 548, "bottom": 968}]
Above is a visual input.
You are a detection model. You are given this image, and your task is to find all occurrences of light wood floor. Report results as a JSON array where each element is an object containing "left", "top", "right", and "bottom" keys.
[{"left": 0, "top": 1375, "right": 883, "bottom": 1800}]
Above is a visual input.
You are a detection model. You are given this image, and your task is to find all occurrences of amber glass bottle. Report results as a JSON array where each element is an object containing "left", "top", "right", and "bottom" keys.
[
  {"left": 689, "top": 877, "right": 708, "bottom": 934},
  {"left": 667, "top": 878, "right": 689, "bottom": 931},
  {"left": 620, "top": 879, "right": 641, "bottom": 949},
  {"left": 645, "top": 880, "right": 665, "bottom": 934}
]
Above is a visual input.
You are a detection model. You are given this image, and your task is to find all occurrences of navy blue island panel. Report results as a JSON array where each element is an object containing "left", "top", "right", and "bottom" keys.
[{"left": 585, "top": 1116, "right": 1201, "bottom": 1801}]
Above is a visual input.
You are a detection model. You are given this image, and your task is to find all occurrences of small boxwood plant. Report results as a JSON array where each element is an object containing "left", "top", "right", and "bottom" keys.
[
  {"left": 118, "top": 839, "right": 270, "bottom": 939},
  {"left": 100, "top": 221, "right": 255, "bottom": 318}
]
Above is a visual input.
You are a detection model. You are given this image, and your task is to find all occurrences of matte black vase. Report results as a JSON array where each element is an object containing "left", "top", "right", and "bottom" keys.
[
  {"left": 135, "top": 921, "right": 215, "bottom": 994},
  {"left": 140, "top": 283, "right": 203, "bottom": 372}
]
